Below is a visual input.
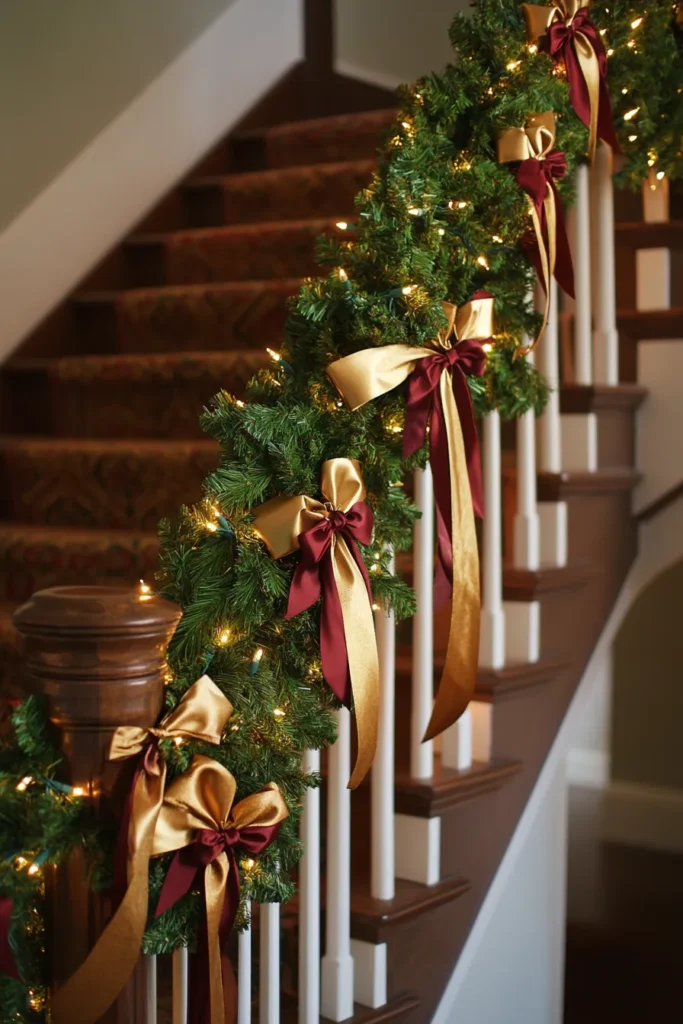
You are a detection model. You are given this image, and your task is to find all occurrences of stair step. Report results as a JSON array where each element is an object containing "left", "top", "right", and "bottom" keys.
[
  {"left": 233, "top": 108, "right": 396, "bottom": 169},
  {"left": 0, "top": 437, "right": 217, "bottom": 530},
  {"left": 394, "top": 758, "right": 522, "bottom": 818},
  {"left": 395, "top": 650, "right": 566, "bottom": 704},
  {"left": 72, "top": 279, "right": 300, "bottom": 354},
  {"left": 615, "top": 220, "right": 683, "bottom": 248},
  {"left": 0, "top": 524, "right": 159, "bottom": 604},
  {"left": 319, "top": 994, "right": 421, "bottom": 1024},
  {"left": 184, "top": 159, "right": 375, "bottom": 227},
  {"left": 0, "top": 604, "right": 21, "bottom": 698},
  {"left": 125, "top": 218, "right": 337, "bottom": 288},
  {"left": 536, "top": 467, "right": 642, "bottom": 501},
  {"left": 3, "top": 351, "right": 268, "bottom": 438},
  {"left": 350, "top": 875, "right": 470, "bottom": 945}
]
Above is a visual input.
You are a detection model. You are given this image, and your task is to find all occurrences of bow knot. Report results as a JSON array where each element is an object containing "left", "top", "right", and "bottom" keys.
[
  {"left": 517, "top": 149, "right": 568, "bottom": 213},
  {"left": 327, "top": 508, "right": 350, "bottom": 531},
  {"left": 194, "top": 826, "right": 242, "bottom": 864},
  {"left": 546, "top": 4, "right": 591, "bottom": 52}
]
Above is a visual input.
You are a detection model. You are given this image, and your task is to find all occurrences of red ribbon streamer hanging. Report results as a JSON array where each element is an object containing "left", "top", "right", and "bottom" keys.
[
  {"left": 0, "top": 896, "right": 19, "bottom": 980},
  {"left": 516, "top": 149, "right": 575, "bottom": 298}
]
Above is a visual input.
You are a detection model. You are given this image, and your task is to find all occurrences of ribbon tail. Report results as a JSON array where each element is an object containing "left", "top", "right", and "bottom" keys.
[
  {"left": 551, "top": 181, "right": 575, "bottom": 299},
  {"left": 49, "top": 763, "right": 164, "bottom": 1024},
  {"left": 0, "top": 897, "right": 19, "bottom": 980},
  {"left": 285, "top": 561, "right": 321, "bottom": 619},
  {"left": 423, "top": 375, "right": 480, "bottom": 742},
  {"left": 331, "top": 535, "right": 380, "bottom": 789},
  {"left": 430, "top": 396, "right": 455, "bottom": 604},
  {"left": 203, "top": 854, "right": 230, "bottom": 1024},
  {"left": 518, "top": 195, "right": 553, "bottom": 358},
  {"left": 320, "top": 555, "right": 352, "bottom": 707}
]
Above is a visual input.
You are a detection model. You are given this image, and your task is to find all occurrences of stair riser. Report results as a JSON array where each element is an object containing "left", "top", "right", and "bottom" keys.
[
  {"left": 126, "top": 222, "right": 328, "bottom": 288},
  {"left": 73, "top": 285, "right": 297, "bottom": 354},
  {"left": 0, "top": 446, "right": 217, "bottom": 530},
  {"left": 183, "top": 162, "right": 374, "bottom": 228}
]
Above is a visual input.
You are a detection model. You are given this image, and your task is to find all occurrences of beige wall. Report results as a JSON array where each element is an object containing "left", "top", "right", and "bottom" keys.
[
  {"left": 0, "top": 0, "right": 236, "bottom": 231},
  {"left": 612, "top": 558, "right": 683, "bottom": 789},
  {"left": 335, "top": 0, "right": 467, "bottom": 85}
]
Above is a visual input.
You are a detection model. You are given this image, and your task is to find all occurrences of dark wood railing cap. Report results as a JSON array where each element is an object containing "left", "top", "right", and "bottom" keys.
[{"left": 14, "top": 585, "right": 180, "bottom": 637}]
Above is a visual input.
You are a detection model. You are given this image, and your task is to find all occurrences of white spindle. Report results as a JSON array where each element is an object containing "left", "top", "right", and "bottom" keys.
[
  {"left": 259, "top": 903, "right": 280, "bottom": 1024},
  {"left": 514, "top": 348, "right": 540, "bottom": 571},
  {"left": 638, "top": 172, "right": 671, "bottom": 311},
  {"left": 411, "top": 465, "right": 435, "bottom": 779},
  {"left": 573, "top": 164, "right": 593, "bottom": 386},
  {"left": 479, "top": 411, "right": 505, "bottom": 668},
  {"left": 537, "top": 280, "right": 568, "bottom": 566},
  {"left": 320, "top": 708, "right": 354, "bottom": 1021},
  {"left": 591, "top": 141, "right": 619, "bottom": 384},
  {"left": 372, "top": 552, "right": 395, "bottom": 901},
  {"left": 145, "top": 955, "right": 157, "bottom": 1024},
  {"left": 441, "top": 708, "right": 472, "bottom": 770},
  {"left": 172, "top": 947, "right": 189, "bottom": 1024},
  {"left": 298, "top": 750, "right": 321, "bottom": 1024},
  {"left": 238, "top": 900, "right": 252, "bottom": 1024},
  {"left": 643, "top": 169, "right": 669, "bottom": 223}
]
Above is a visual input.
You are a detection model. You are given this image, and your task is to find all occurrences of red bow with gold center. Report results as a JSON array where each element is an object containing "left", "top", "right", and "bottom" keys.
[
  {"left": 253, "top": 458, "right": 379, "bottom": 789},
  {"left": 523, "top": 0, "right": 621, "bottom": 163},
  {"left": 152, "top": 755, "right": 288, "bottom": 1024},
  {"left": 327, "top": 295, "right": 492, "bottom": 742},
  {"left": 498, "top": 112, "right": 574, "bottom": 350}
]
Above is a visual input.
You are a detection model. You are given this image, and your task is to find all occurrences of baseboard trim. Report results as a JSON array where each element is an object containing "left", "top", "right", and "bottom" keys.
[
  {"left": 0, "top": 0, "right": 303, "bottom": 361},
  {"left": 602, "top": 780, "right": 683, "bottom": 854}
]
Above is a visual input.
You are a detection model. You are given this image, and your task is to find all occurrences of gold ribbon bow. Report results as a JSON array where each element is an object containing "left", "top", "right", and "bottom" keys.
[
  {"left": 327, "top": 298, "right": 490, "bottom": 742},
  {"left": 50, "top": 675, "right": 233, "bottom": 1024},
  {"left": 152, "top": 755, "right": 289, "bottom": 1024},
  {"left": 252, "top": 458, "right": 379, "bottom": 789},
  {"left": 498, "top": 111, "right": 558, "bottom": 352},
  {"left": 523, "top": 0, "right": 602, "bottom": 162}
]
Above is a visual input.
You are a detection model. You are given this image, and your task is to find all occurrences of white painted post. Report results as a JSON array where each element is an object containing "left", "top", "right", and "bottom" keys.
[
  {"left": 537, "top": 280, "right": 568, "bottom": 567},
  {"left": 372, "top": 552, "right": 395, "bottom": 901},
  {"left": 591, "top": 141, "right": 619, "bottom": 384},
  {"left": 238, "top": 902, "right": 252, "bottom": 1024},
  {"left": 259, "top": 903, "right": 280, "bottom": 1024},
  {"left": 298, "top": 751, "right": 321, "bottom": 1024},
  {"left": 411, "top": 466, "right": 435, "bottom": 780},
  {"left": 637, "top": 172, "right": 671, "bottom": 311},
  {"left": 172, "top": 947, "right": 189, "bottom": 1024},
  {"left": 479, "top": 410, "right": 505, "bottom": 669},
  {"left": 643, "top": 169, "right": 669, "bottom": 223},
  {"left": 145, "top": 955, "right": 157, "bottom": 1024},
  {"left": 320, "top": 708, "right": 354, "bottom": 1022},
  {"left": 441, "top": 707, "right": 473, "bottom": 770},
  {"left": 563, "top": 164, "right": 598, "bottom": 472}
]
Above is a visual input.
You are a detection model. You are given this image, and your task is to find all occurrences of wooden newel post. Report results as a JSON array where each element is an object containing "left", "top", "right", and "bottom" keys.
[{"left": 13, "top": 585, "right": 182, "bottom": 1023}]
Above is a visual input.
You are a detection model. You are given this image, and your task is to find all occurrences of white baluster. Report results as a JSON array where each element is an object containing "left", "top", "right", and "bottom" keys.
[
  {"left": 563, "top": 165, "right": 598, "bottom": 472},
  {"left": 591, "top": 141, "right": 619, "bottom": 384},
  {"left": 259, "top": 903, "right": 280, "bottom": 1024},
  {"left": 145, "top": 955, "right": 157, "bottom": 1024},
  {"left": 410, "top": 465, "right": 434, "bottom": 780},
  {"left": 172, "top": 947, "right": 189, "bottom": 1024},
  {"left": 537, "top": 280, "right": 568, "bottom": 567},
  {"left": 298, "top": 751, "right": 320, "bottom": 1024},
  {"left": 238, "top": 900, "right": 252, "bottom": 1024},
  {"left": 441, "top": 707, "right": 472, "bottom": 770},
  {"left": 637, "top": 171, "right": 671, "bottom": 311},
  {"left": 643, "top": 169, "right": 669, "bottom": 223},
  {"left": 320, "top": 708, "right": 354, "bottom": 1021},
  {"left": 372, "top": 552, "right": 395, "bottom": 901},
  {"left": 479, "top": 410, "right": 505, "bottom": 669}
]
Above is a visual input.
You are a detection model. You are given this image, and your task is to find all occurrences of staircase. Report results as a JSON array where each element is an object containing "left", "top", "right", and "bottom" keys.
[{"left": 0, "top": 97, "right": 673, "bottom": 1020}]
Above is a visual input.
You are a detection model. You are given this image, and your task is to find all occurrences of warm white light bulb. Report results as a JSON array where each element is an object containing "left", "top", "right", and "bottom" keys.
[{"left": 623, "top": 107, "right": 640, "bottom": 121}]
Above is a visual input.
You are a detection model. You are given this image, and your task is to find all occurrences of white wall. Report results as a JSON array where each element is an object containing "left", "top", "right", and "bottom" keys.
[{"left": 634, "top": 341, "right": 683, "bottom": 513}]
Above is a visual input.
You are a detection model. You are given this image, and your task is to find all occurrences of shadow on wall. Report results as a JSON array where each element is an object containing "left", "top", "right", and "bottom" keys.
[{"left": 611, "top": 557, "right": 683, "bottom": 790}]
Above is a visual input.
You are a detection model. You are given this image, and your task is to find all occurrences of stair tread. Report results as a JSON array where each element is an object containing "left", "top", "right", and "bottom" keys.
[
  {"left": 537, "top": 467, "right": 642, "bottom": 499},
  {"left": 5, "top": 350, "right": 268, "bottom": 379},
  {"left": 128, "top": 216, "right": 342, "bottom": 245},
  {"left": 0, "top": 435, "right": 217, "bottom": 451},
  {"left": 396, "top": 648, "right": 567, "bottom": 702},
  {"left": 237, "top": 107, "right": 396, "bottom": 141},
  {"left": 394, "top": 757, "right": 522, "bottom": 817},
  {"left": 74, "top": 278, "right": 304, "bottom": 302},
  {"left": 319, "top": 994, "right": 421, "bottom": 1024},
  {"left": 502, "top": 562, "right": 597, "bottom": 600},
  {"left": 615, "top": 219, "right": 683, "bottom": 245},
  {"left": 187, "top": 157, "right": 376, "bottom": 190},
  {"left": 560, "top": 382, "right": 648, "bottom": 413},
  {"left": 350, "top": 874, "right": 470, "bottom": 943}
]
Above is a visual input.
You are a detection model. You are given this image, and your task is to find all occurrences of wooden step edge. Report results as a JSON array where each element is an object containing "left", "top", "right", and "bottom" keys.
[
  {"left": 233, "top": 107, "right": 397, "bottom": 142},
  {"left": 502, "top": 562, "right": 596, "bottom": 602},
  {"left": 537, "top": 468, "right": 641, "bottom": 501},
  {"left": 185, "top": 159, "right": 378, "bottom": 190},
  {"left": 126, "top": 215, "right": 343, "bottom": 245},
  {"left": 350, "top": 875, "right": 470, "bottom": 944},
  {"left": 615, "top": 220, "right": 683, "bottom": 247},
  {"left": 396, "top": 650, "right": 567, "bottom": 704},
  {"left": 559, "top": 383, "right": 648, "bottom": 414},
  {"left": 394, "top": 757, "right": 522, "bottom": 818},
  {"left": 321, "top": 993, "right": 421, "bottom": 1024}
]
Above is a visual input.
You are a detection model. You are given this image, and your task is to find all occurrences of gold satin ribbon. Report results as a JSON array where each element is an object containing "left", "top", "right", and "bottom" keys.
[
  {"left": 497, "top": 111, "right": 557, "bottom": 353},
  {"left": 523, "top": 0, "right": 601, "bottom": 162},
  {"left": 252, "top": 458, "right": 380, "bottom": 789},
  {"left": 50, "top": 675, "right": 233, "bottom": 1024},
  {"left": 152, "top": 755, "right": 289, "bottom": 1024},
  {"left": 327, "top": 299, "right": 489, "bottom": 741}
]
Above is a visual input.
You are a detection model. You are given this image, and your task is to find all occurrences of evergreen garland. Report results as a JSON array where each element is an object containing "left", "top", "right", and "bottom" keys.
[{"left": 1, "top": 2, "right": 680, "bottom": 1018}]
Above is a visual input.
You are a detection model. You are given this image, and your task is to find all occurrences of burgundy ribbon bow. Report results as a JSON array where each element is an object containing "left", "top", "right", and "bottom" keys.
[
  {"left": 546, "top": 7, "right": 621, "bottom": 155},
  {"left": 516, "top": 150, "right": 575, "bottom": 298},
  {"left": 287, "top": 501, "right": 374, "bottom": 706},
  {"left": 156, "top": 822, "right": 281, "bottom": 1024},
  {"left": 0, "top": 896, "right": 19, "bottom": 980},
  {"left": 403, "top": 319, "right": 487, "bottom": 605}
]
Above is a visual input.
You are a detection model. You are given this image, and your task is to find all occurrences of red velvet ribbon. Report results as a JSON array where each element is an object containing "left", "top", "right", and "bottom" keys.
[
  {"left": 155, "top": 822, "right": 281, "bottom": 1024},
  {"left": 546, "top": 8, "right": 621, "bottom": 155},
  {"left": 516, "top": 150, "right": 575, "bottom": 298},
  {"left": 402, "top": 327, "right": 487, "bottom": 606},
  {"left": 286, "top": 501, "right": 374, "bottom": 706},
  {"left": 0, "top": 896, "right": 19, "bottom": 980}
]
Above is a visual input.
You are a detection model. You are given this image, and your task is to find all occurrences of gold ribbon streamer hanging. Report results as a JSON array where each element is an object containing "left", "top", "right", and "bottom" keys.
[
  {"left": 50, "top": 675, "right": 233, "bottom": 1024},
  {"left": 523, "top": 0, "right": 602, "bottom": 163},
  {"left": 497, "top": 111, "right": 557, "bottom": 353},
  {"left": 152, "top": 755, "right": 289, "bottom": 1024},
  {"left": 252, "top": 458, "right": 380, "bottom": 789},
  {"left": 327, "top": 298, "right": 491, "bottom": 740}
]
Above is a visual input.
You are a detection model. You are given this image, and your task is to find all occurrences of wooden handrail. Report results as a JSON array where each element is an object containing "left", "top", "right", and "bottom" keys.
[
  {"left": 636, "top": 479, "right": 683, "bottom": 522},
  {"left": 13, "top": 585, "right": 181, "bottom": 1023}
]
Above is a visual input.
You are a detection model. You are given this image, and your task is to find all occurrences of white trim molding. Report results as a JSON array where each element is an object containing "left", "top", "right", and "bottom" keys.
[
  {"left": 0, "top": 0, "right": 303, "bottom": 361},
  {"left": 566, "top": 749, "right": 609, "bottom": 790}
]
